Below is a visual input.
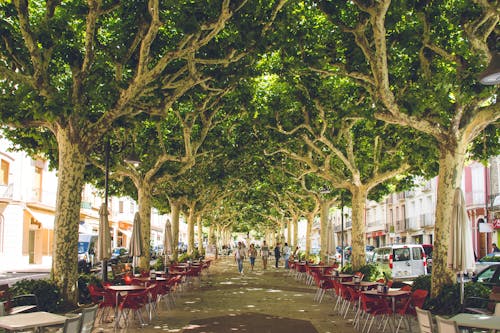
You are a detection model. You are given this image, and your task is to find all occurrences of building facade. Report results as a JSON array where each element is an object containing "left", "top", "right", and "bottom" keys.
[{"left": 0, "top": 137, "right": 179, "bottom": 269}]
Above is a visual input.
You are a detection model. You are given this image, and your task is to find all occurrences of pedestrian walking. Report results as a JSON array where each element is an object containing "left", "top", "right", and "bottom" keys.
[
  {"left": 249, "top": 244, "right": 257, "bottom": 271},
  {"left": 261, "top": 240, "right": 270, "bottom": 269},
  {"left": 274, "top": 243, "right": 281, "bottom": 268},
  {"left": 234, "top": 241, "right": 246, "bottom": 274},
  {"left": 283, "top": 242, "right": 291, "bottom": 269},
  {"left": 493, "top": 243, "right": 500, "bottom": 253}
]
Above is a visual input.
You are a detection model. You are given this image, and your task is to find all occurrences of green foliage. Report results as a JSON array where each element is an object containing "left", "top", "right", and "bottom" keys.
[
  {"left": 10, "top": 279, "right": 63, "bottom": 312},
  {"left": 412, "top": 274, "right": 432, "bottom": 293},
  {"left": 153, "top": 256, "right": 166, "bottom": 271},
  {"left": 307, "top": 254, "right": 320, "bottom": 264},
  {"left": 78, "top": 273, "right": 103, "bottom": 305},
  {"left": 426, "top": 282, "right": 491, "bottom": 315},
  {"left": 340, "top": 263, "right": 353, "bottom": 274},
  {"left": 358, "top": 263, "right": 383, "bottom": 281}
]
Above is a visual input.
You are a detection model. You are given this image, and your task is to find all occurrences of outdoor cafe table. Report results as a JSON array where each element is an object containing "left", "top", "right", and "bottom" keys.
[
  {"left": 341, "top": 281, "right": 380, "bottom": 290},
  {"left": 362, "top": 289, "right": 411, "bottom": 332},
  {"left": 325, "top": 273, "right": 354, "bottom": 282},
  {"left": 449, "top": 313, "right": 500, "bottom": 332},
  {"left": 0, "top": 311, "right": 68, "bottom": 332},
  {"left": 105, "top": 284, "right": 148, "bottom": 329},
  {"left": 362, "top": 289, "right": 411, "bottom": 312}
]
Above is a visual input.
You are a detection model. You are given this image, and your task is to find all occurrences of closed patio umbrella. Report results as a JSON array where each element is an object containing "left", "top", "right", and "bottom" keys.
[
  {"left": 97, "top": 203, "right": 111, "bottom": 280},
  {"left": 447, "top": 188, "right": 475, "bottom": 304},
  {"left": 129, "top": 212, "right": 143, "bottom": 274},
  {"left": 163, "top": 219, "right": 173, "bottom": 268}
]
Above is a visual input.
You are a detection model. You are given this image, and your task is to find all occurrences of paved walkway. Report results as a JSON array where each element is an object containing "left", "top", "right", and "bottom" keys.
[{"left": 96, "top": 256, "right": 358, "bottom": 333}]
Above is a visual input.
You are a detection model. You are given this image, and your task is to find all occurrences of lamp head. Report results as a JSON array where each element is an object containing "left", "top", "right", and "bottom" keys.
[
  {"left": 478, "top": 51, "right": 500, "bottom": 85},
  {"left": 319, "top": 185, "right": 331, "bottom": 194},
  {"left": 124, "top": 152, "right": 141, "bottom": 167}
]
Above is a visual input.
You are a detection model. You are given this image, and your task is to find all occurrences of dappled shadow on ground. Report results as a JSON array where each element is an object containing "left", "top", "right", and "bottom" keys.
[{"left": 182, "top": 312, "right": 319, "bottom": 333}]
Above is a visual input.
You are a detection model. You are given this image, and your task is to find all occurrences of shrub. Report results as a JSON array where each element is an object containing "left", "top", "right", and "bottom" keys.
[
  {"left": 426, "top": 281, "right": 490, "bottom": 315},
  {"left": 340, "top": 263, "right": 353, "bottom": 274},
  {"left": 358, "top": 263, "right": 383, "bottom": 281},
  {"left": 412, "top": 274, "right": 431, "bottom": 292},
  {"left": 152, "top": 256, "right": 165, "bottom": 271},
  {"left": 78, "top": 273, "right": 102, "bottom": 305},
  {"left": 10, "top": 279, "right": 63, "bottom": 312}
]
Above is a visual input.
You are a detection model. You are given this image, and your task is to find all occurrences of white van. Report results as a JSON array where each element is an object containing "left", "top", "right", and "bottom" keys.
[
  {"left": 78, "top": 234, "right": 98, "bottom": 273},
  {"left": 372, "top": 244, "right": 427, "bottom": 281}
]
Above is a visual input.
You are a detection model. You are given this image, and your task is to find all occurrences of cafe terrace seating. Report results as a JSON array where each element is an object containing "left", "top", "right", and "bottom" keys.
[
  {"left": 415, "top": 306, "right": 434, "bottom": 333},
  {"left": 435, "top": 315, "right": 460, "bottom": 333},
  {"left": 394, "top": 289, "right": 429, "bottom": 333}
]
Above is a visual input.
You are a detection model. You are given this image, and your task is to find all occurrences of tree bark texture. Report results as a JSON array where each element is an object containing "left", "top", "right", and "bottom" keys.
[
  {"left": 351, "top": 187, "right": 368, "bottom": 269},
  {"left": 51, "top": 131, "right": 86, "bottom": 304},
  {"left": 137, "top": 186, "right": 152, "bottom": 270},
  {"left": 292, "top": 216, "right": 299, "bottom": 249},
  {"left": 186, "top": 204, "right": 196, "bottom": 255},
  {"left": 306, "top": 212, "right": 314, "bottom": 254},
  {"left": 431, "top": 147, "right": 466, "bottom": 297},
  {"left": 197, "top": 215, "right": 204, "bottom": 255},
  {"left": 320, "top": 200, "right": 330, "bottom": 263},
  {"left": 170, "top": 200, "right": 181, "bottom": 262}
]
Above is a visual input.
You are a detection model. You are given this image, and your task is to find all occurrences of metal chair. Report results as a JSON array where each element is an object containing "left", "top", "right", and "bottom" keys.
[
  {"left": 435, "top": 315, "right": 459, "bottom": 333},
  {"left": 63, "top": 315, "right": 82, "bottom": 333},
  {"left": 80, "top": 304, "right": 98, "bottom": 333},
  {"left": 415, "top": 306, "right": 434, "bottom": 333}
]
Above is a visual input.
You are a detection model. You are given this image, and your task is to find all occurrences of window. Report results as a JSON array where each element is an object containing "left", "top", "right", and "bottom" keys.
[
  {"left": 119, "top": 201, "right": 124, "bottom": 213},
  {"left": 412, "top": 247, "right": 423, "bottom": 260},
  {"left": 33, "top": 166, "right": 42, "bottom": 201},
  {"left": 0, "top": 160, "right": 8, "bottom": 185},
  {"left": 394, "top": 248, "right": 411, "bottom": 261}
]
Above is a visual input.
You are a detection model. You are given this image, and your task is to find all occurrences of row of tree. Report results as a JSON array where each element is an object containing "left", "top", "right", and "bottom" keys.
[{"left": 0, "top": 0, "right": 498, "bottom": 304}]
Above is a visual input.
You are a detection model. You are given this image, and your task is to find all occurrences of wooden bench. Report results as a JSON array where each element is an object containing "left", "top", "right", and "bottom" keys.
[{"left": 464, "top": 286, "right": 500, "bottom": 315}]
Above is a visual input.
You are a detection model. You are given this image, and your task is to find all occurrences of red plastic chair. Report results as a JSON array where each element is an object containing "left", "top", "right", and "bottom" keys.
[
  {"left": 358, "top": 292, "right": 392, "bottom": 333},
  {"left": 91, "top": 286, "right": 119, "bottom": 323},
  {"left": 394, "top": 289, "right": 429, "bottom": 333},
  {"left": 123, "top": 274, "right": 134, "bottom": 285},
  {"left": 116, "top": 289, "right": 149, "bottom": 328}
]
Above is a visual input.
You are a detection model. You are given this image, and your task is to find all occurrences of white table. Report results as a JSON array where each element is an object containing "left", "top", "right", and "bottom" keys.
[
  {"left": 450, "top": 313, "right": 500, "bottom": 332},
  {"left": 0, "top": 311, "right": 68, "bottom": 332}
]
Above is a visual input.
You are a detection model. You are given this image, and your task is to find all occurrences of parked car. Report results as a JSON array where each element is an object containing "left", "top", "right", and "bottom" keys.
[
  {"left": 372, "top": 244, "right": 427, "bottom": 281},
  {"left": 474, "top": 252, "right": 500, "bottom": 274},
  {"left": 472, "top": 264, "right": 500, "bottom": 287},
  {"left": 422, "top": 244, "right": 433, "bottom": 274},
  {"left": 110, "top": 247, "right": 132, "bottom": 264}
]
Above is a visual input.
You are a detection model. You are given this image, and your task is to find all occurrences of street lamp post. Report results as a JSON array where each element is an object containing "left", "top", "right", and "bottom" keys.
[
  {"left": 340, "top": 193, "right": 344, "bottom": 268},
  {"left": 102, "top": 139, "right": 110, "bottom": 281}
]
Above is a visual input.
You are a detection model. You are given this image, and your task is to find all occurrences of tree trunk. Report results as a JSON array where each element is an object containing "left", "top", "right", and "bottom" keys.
[
  {"left": 170, "top": 200, "right": 181, "bottom": 261},
  {"left": 186, "top": 203, "right": 195, "bottom": 255},
  {"left": 431, "top": 146, "right": 466, "bottom": 297},
  {"left": 287, "top": 220, "right": 292, "bottom": 246},
  {"left": 51, "top": 132, "right": 86, "bottom": 305},
  {"left": 306, "top": 212, "right": 314, "bottom": 254},
  {"left": 197, "top": 215, "right": 204, "bottom": 255},
  {"left": 208, "top": 224, "right": 217, "bottom": 259},
  {"left": 137, "top": 185, "right": 152, "bottom": 270},
  {"left": 292, "top": 216, "right": 299, "bottom": 249},
  {"left": 351, "top": 186, "right": 368, "bottom": 269},
  {"left": 320, "top": 199, "right": 330, "bottom": 263}
]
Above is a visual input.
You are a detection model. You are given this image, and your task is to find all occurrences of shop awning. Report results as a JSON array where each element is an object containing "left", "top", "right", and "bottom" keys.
[{"left": 25, "top": 208, "right": 55, "bottom": 229}]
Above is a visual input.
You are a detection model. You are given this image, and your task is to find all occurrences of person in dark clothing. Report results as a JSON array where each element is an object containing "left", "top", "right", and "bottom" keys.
[
  {"left": 492, "top": 243, "right": 500, "bottom": 253},
  {"left": 274, "top": 243, "right": 281, "bottom": 268}
]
